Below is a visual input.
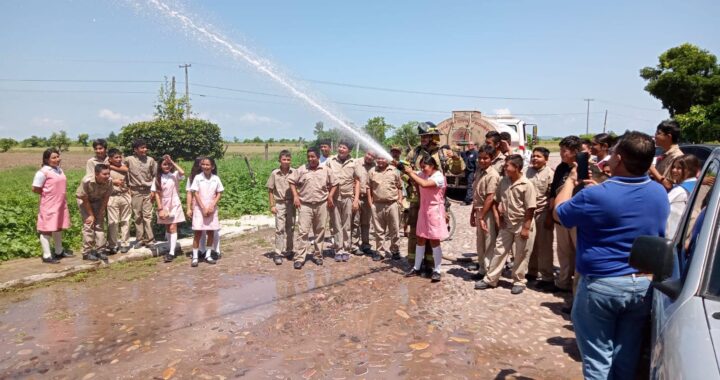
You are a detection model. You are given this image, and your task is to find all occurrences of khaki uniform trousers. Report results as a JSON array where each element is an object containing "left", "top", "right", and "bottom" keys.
[
  {"left": 130, "top": 188, "right": 154, "bottom": 244},
  {"left": 274, "top": 201, "right": 295, "bottom": 254},
  {"left": 352, "top": 196, "right": 372, "bottom": 250},
  {"left": 475, "top": 211, "right": 497, "bottom": 274},
  {"left": 331, "top": 195, "right": 354, "bottom": 251},
  {"left": 78, "top": 199, "right": 107, "bottom": 253},
  {"left": 296, "top": 202, "right": 327, "bottom": 263},
  {"left": 372, "top": 201, "right": 400, "bottom": 253},
  {"left": 483, "top": 220, "right": 537, "bottom": 287},
  {"left": 528, "top": 210, "right": 555, "bottom": 282},
  {"left": 554, "top": 223, "right": 577, "bottom": 291},
  {"left": 107, "top": 192, "right": 131, "bottom": 249}
]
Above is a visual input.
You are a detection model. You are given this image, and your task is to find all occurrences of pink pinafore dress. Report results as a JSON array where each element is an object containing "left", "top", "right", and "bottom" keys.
[
  {"left": 415, "top": 171, "right": 449, "bottom": 241},
  {"left": 191, "top": 174, "right": 223, "bottom": 231},
  {"left": 153, "top": 172, "right": 186, "bottom": 225},
  {"left": 36, "top": 166, "right": 71, "bottom": 232}
]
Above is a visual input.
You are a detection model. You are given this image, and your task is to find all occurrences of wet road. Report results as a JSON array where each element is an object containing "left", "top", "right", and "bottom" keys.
[{"left": 0, "top": 204, "right": 580, "bottom": 379}]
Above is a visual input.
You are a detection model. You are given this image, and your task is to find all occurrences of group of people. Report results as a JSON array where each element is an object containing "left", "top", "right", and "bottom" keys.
[{"left": 33, "top": 138, "right": 225, "bottom": 267}]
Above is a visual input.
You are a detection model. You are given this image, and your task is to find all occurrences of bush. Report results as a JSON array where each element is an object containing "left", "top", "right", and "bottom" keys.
[
  {"left": 118, "top": 119, "right": 224, "bottom": 161},
  {"left": 47, "top": 130, "right": 72, "bottom": 152},
  {"left": 0, "top": 138, "right": 18, "bottom": 152}
]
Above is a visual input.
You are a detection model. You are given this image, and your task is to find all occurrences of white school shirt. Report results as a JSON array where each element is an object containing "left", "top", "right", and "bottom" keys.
[
  {"left": 415, "top": 170, "right": 446, "bottom": 188},
  {"left": 32, "top": 166, "right": 64, "bottom": 187},
  {"left": 150, "top": 171, "right": 185, "bottom": 192},
  {"left": 190, "top": 174, "right": 225, "bottom": 194}
]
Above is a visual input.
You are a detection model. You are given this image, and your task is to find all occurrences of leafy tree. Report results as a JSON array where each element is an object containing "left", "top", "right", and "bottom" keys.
[
  {"left": 107, "top": 131, "right": 119, "bottom": 145},
  {"left": 154, "top": 77, "right": 190, "bottom": 121},
  {"left": 0, "top": 138, "right": 17, "bottom": 152},
  {"left": 363, "top": 116, "right": 394, "bottom": 144},
  {"left": 77, "top": 133, "right": 89, "bottom": 147},
  {"left": 47, "top": 130, "right": 71, "bottom": 151},
  {"left": 388, "top": 121, "right": 420, "bottom": 150},
  {"left": 233, "top": 136, "right": 240, "bottom": 143},
  {"left": 675, "top": 101, "right": 720, "bottom": 143},
  {"left": 21, "top": 135, "right": 46, "bottom": 147},
  {"left": 640, "top": 43, "right": 720, "bottom": 116},
  {"left": 118, "top": 119, "right": 224, "bottom": 161}
]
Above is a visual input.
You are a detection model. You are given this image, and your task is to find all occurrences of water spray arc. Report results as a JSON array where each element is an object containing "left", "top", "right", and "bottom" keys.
[{"left": 143, "top": 0, "right": 391, "bottom": 158}]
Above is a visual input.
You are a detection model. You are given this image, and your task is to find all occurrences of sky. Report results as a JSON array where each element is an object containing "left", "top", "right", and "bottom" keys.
[{"left": 1, "top": 0, "right": 719, "bottom": 141}]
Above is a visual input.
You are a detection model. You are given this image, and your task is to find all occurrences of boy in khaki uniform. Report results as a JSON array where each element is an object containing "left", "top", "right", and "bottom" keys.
[
  {"left": 353, "top": 151, "right": 376, "bottom": 255},
  {"left": 86, "top": 138, "right": 109, "bottom": 176},
  {"left": 475, "top": 154, "right": 537, "bottom": 294},
  {"left": 124, "top": 139, "right": 158, "bottom": 249},
  {"left": 368, "top": 156, "right": 402, "bottom": 261},
  {"left": 470, "top": 145, "right": 501, "bottom": 278},
  {"left": 485, "top": 131, "right": 507, "bottom": 175},
  {"left": 289, "top": 147, "right": 337, "bottom": 269},
  {"left": 267, "top": 150, "right": 295, "bottom": 265},
  {"left": 106, "top": 148, "right": 132, "bottom": 254},
  {"left": 325, "top": 141, "right": 357, "bottom": 260},
  {"left": 77, "top": 164, "right": 113, "bottom": 261},
  {"left": 525, "top": 147, "right": 556, "bottom": 289}
]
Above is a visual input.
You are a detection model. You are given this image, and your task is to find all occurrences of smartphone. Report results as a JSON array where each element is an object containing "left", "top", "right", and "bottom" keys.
[{"left": 576, "top": 152, "right": 589, "bottom": 181}]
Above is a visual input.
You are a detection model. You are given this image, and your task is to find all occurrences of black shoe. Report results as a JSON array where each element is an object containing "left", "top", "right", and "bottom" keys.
[
  {"left": 205, "top": 256, "right": 216, "bottom": 265},
  {"left": 511, "top": 285, "right": 525, "bottom": 295},
  {"left": 391, "top": 252, "right": 401, "bottom": 260},
  {"left": 164, "top": 254, "right": 175, "bottom": 263},
  {"left": 41, "top": 256, "right": 61, "bottom": 264},
  {"left": 372, "top": 252, "right": 383, "bottom": 261},
  {"left": 106, "top": 247, "right": 117, "bottom": 256},
  {"left": 431, "top": 271, "right": 441, "bottom": 282},
  {"left": 525, "top": 274, "right": 538, "bottom": 282},
  {"left": 405, "top": 268, "right": 421, "bottom": 277},
  {"left": 54, "top": 250, "right": 74, "bottom": 259},
  {"left": 472, "top": 271, "right": 486, "bottom": 281},
  {"left": 293, "top": 261, "right": 304, "bottom": 270},
  {"left": 83, "top": 252, "right": 99, "bottom": 261},
  {"left": 273, "top": 255, "right": 283, "bottom": 265},
  {"left": 174, "top": 245, "right": 183, "bottom": 256},
  {"left": 352, "top": 248, "right": 364, "bottom": 256},
  {"left": 210, "top": 250, "right": 221, "bottom": 260},
  {"left": 97, "top": 252, "right": 108, "bottom": 261},
  {"left": 313, "top": 256, "right": 323, "bottom": 266},
  {"left": 474, "top": 280, "right": 493, "bottom": 290},
  {"left": 467, "top": 262, "right": 479, "bottom": 271},
  {"left": 191, "top": 259, "right": 199, "bottom": 267},
  {"left": 119, "top": 245, "right": 131, "bottom": 253}
]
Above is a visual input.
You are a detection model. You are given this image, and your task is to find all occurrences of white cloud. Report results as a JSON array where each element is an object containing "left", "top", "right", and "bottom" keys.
[
  {"left": 236, "top": 112, "right": 285, "bottom": 126},
  {"left": 30, "top": 117, "right": 65, "bottom": 129},
  {"left": 493, "top": 108, "right": 512, "bottom": 116},
  {"left": 97, "top": 108, "right": 150, "bottom": 124}
]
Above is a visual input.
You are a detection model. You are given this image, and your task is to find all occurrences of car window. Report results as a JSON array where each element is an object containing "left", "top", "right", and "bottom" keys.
[{"left": 678, "top": 159, "right": 719, "bottom": 280}]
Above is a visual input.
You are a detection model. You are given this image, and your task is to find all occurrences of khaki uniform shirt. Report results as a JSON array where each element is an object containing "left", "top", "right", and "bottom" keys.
[
  {"left": 85, "top": 156, "right": 108, "bottom": 177},
  {"left": 76, "top": 175, "right": 113, "bottom": 203},
  {"left": 124, "top": 155, "right": 157, "bottom": 189},
  {"left": 491, "top": 152, "right": 507, "bottom": 176},
  {"left": 657, "top": 144, "right": 684, "bottom": 181},
  {"left": 289, "top": 164, "right": 335, "bottom": 204},
  {"left": 326, "top": 156, "right": 357, "bottom": 197},
  {"left": 495, "top": 175, "right": 537, "bottom": 226},
  {"left": 369, "top": 165, "right": 401, "bottom": 203},
  {"left": 110, "top": 167, "right": 129, "bottom": 195},
  {"left": 266, "top": 168, "right": 294, "bottom": 202},
  {"left": 472, "top": 166, "right": 500, "bottom": 210},
  {"left": 525, "top": 165, "right": 554, "bottom": 214},
  {"left": 355, "top": 161, "right": 376, "bottom": 196}
]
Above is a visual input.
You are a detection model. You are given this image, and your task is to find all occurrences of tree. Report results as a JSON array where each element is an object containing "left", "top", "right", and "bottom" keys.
[
  {"left": 640, "top": 43, "right": 720, "bottom": 116},
  {"left": 675, "top": 101, "right": 720, "bottom": 143},
  {"left": 118, "top": 119, "right": 224, "bottom": 161},
  {"left": 154, "top": 77, "right": 189, "bottom": 121},
  {"left": 388, "top": 121, "right": 420, "bottom": 150},
  {"left": 21, "top": 135, "right": 46, "bottom": 147},
  {"left": 77, "top": 133, "right": 89, "bottom": 147},
  {"left": 47, "top": 130, "right": 71, "bottom": 151},
  {"left": 107, "top": 131, "right": 119, "bottom": 145},
  {"left": 0, "top": 138, "right": 17, "bottom": 152},
  {"left": 363, "top": 116, "right": 394, "bottom": 144}
]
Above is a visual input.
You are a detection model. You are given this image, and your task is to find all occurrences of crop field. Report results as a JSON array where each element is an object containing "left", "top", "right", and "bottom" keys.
[{"left": 0, "top": 149, "right": 305, "bottom": 261}]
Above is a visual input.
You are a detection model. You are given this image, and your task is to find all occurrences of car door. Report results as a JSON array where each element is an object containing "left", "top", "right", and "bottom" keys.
[{"left": 652, "top": 156, "right": 720, "bottom": 379}]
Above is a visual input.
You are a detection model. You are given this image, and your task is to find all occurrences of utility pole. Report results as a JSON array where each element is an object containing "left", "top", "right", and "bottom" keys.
[
  {"left": 179, "top": 63, "right": 192, "bottom": 118},
  {"left": 584, "top": 98, "right": 594, "bottom": 135},
  {"left": 603, "top": 110, "right": 608, "bottom": 133}
]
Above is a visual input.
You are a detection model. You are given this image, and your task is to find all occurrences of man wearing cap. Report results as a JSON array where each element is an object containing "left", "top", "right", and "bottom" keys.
[
  {"left": 405, "top": 122, "right": 465, "bottom": 272},
  {"left": 461, "top": 141, "right": 478, "bottom": 205},
  {"left": 325, "top": 141, "right": 357, "bottom": 261}
]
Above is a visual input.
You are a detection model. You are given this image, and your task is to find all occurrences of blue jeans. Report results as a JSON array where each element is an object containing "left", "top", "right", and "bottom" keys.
[{"left": 572, "top": 274, "right": 652, "bottom": 380}]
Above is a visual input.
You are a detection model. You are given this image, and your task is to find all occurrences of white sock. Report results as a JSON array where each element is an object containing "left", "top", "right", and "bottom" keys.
[
  {"left": 205, "top": 249, "right": 213, "bottom": 260},
  {"left": 199, "top": 234, "right": 207, "bottom": 252},
  {"left": 39, "top": 234, "right": 52, "bottom": 259},
  {"left": 432, "top": 245, "right": 443, "bottom": 273},
  {"left": 192, "top": 249, "right": 198, "bottom": 260},
  {"left": 52, "top": 231, "right": 63, "bottom": 254},
  {"left": 212, "top": 230, "right": 220, "bottom": 253},
  {"left": 414, "top": 244, "right": 425, "bottom": 271},
  {"left": 169, "top": 233, "right": 177, "bottom": 256}
]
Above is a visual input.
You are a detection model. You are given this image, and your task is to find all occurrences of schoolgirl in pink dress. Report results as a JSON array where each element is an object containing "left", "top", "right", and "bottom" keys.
[
  {"left": 152, "top": 155, "right": 186, "bottom": 263},
  {"left": 32, "top": 148, "right": 73, "bottom": 264},
  {"left": 401, "top": 156, "right": 448, "bottom": 282},
  {"left": 189, "top": 157, "right": 223, "bottom": 267}
]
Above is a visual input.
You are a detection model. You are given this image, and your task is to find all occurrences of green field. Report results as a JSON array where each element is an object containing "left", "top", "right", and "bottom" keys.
[{"left": 0, "top": 151, "right": 305, "bottom": 261}]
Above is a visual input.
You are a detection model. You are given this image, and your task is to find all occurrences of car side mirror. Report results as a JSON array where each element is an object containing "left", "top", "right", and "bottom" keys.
[{"left": 629, "top": 236, "right": 674, "bottom": 282}]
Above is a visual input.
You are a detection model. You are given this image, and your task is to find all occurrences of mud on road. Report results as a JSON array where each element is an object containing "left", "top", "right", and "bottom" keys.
[{"left": 0, "top": 205, "right": 580, "bottom": 379}]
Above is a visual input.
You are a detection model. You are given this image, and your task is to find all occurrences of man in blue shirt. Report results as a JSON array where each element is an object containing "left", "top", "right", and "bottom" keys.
[{"left": 554, "top": 131, "right": 669, "bottom": 380}]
